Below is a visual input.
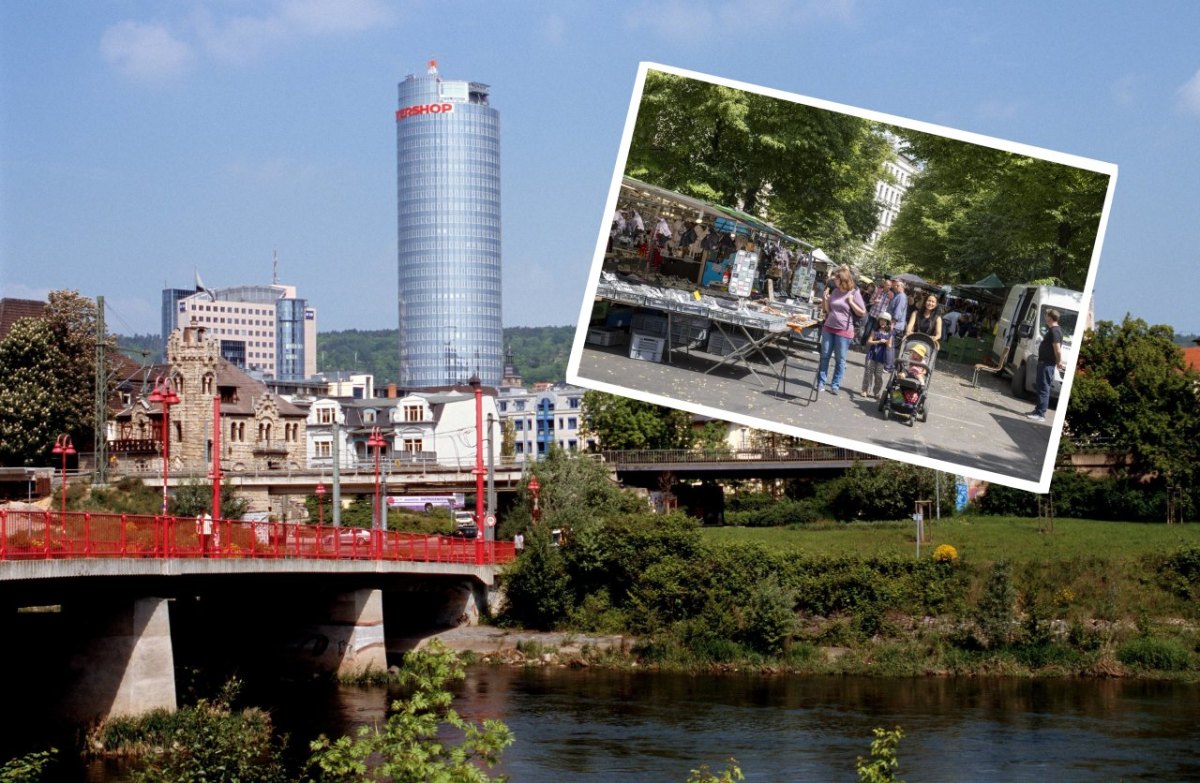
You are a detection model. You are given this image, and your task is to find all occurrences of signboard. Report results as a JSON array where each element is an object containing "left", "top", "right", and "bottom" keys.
[
  {"left": 396, "top": 102, "right": 455, "bottom": 121},
  {"left": 484, "top": 513, "right": 496, "bottom": 528},
  {"left": 728, "top": 250, "right": 759, "bottom": 298}
]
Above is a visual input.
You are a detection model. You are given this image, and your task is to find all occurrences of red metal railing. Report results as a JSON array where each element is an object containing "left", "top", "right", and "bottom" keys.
[{"left": 0, "top": 510, "right": 515, "bottom": 566}]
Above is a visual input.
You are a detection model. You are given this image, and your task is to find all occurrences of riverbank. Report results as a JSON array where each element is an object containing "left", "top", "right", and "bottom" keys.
[{"left": 420, "top": 619, "right": 1200, "bottom": 682}]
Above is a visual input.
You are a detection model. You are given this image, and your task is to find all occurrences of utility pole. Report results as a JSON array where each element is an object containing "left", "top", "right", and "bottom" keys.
[
  {"left": 331, "top": 419, "right": 341, "bottom": 527},
  {"left": 93, "top": 295, "right": 108, "bottom": 484}
]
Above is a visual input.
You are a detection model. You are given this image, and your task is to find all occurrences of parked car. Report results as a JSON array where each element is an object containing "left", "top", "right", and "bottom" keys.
[
  {"left": 450, "top": 525, "right": 478, "bottom": 539},
  {"left": 321, "top": 527, "right": 372, "bottom": 548}
]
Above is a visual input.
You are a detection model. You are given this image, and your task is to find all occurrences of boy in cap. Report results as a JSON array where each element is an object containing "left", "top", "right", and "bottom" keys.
[{"left": 861, "top": 311, "right": 895, "bottom": 398}]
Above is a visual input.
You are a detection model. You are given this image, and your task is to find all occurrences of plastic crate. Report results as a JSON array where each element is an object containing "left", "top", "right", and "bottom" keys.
[
  {"left": 629, "top": 333, "right": 666, "bottom": 362},
  {"left": 586, "top": 327, "right": 627, "bottom": 347},
  {"left": 630, "top": 311, "right": 669, "bottom": 337},
  {"left": 670, "top": 315, "right": 710, "bottom": 347},
  {"left": 706, "top": 329, "right": 751, "bottom": 356}
]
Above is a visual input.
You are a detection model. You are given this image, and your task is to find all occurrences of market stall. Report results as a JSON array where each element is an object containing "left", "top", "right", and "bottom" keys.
[{"left": 589, "top": 177, "right": 823, "bottom": 383}]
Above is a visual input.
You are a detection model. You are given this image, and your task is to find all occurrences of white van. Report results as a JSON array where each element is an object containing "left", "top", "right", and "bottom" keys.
[{"left": 991, "top": 284, "right": 1085, "bottom": 400}]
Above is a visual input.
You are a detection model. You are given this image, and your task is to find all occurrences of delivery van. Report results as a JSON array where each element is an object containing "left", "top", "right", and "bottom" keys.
[{"left": 991, "top": 284, "right": 1085, "bottom": 400}]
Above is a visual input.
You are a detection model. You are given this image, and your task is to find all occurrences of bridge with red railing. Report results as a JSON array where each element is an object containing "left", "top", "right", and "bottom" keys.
[{"left": 0, "top": 509, "right": 514, "bottom": 567}]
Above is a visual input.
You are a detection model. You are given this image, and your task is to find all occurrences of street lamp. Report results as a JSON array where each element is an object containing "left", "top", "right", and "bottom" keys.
[
  {"left": 469, "top": 375, "right": 486, "bottom": 565},
  {"left": 315, "top": 481, "right": 326, "bottom": 527},
  {"left": 51, "top": 434, "right": 75, "bottom": 527},
  {"left": 528, "top": 474, "right": 540, "bottom": 525},
  {"left": 367, "top": 426, "right": 387, "bottom": 547},
  {"left": 148, "top": 377, "right": 180, "bottom": 517}
]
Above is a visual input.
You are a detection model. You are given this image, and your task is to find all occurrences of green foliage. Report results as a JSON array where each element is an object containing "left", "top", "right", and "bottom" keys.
[
  {"left": 879, "top": 128, "right": 1108, "bottom": 289},
  {"left": 628, "top": 70, "right": 891, "bottom": 259},
  {"left": 856, "top": 726, "right": 906, "bottom": 783},
  {"left": 315, "top": 326, "right": 573, "bottom": 386},
  {"left": 1116, "top": 635, "right": 1193, "bottom": 672},
  {"left": 0, "top": 748, "right": 57, "bottom": 783},
  {"left": 500, "top": 523, "right": 573, "bottom": 630},
  {"left": 170, "top": 479, "right": 250, "bottom": 520},
  {"left": 1067, "top": 318, "right": 1200, "bottom": 494},
  {"left": 686, "top": 759, "right": 744, "bottom": 783},
  {"left": 821, "top": 463, "right": 956, "bottom": 522},
  {"left": 978, "top": 471, "right": 1187, "bottom": 522},
  {"left": 1159, "top": 546, "right": 1200, "bottom": 602},
  {"left": 97, "top": 680, "right": 287, "bottom": 783},
  {"left": 77, "top": 477, "right": 163, "bottom": 515},
  {"left": 580, "top": 390, "right": 695, "bottom": 450},
  {"left": 306, "top": 640, "right": 513, "bottom": 783},
  {"left": 723, "top": 498, "right": 821, "bottom": 527},
  {"left": 975, "top": 561, "right": 1017, "bottom": 649},
  {"left": 0, "top": 291, "right": 116, "bottom": 466}
]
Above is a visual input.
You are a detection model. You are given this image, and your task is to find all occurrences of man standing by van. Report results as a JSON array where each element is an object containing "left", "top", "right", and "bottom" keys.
[{"left": 1026, "top": 309, "right": 1064, "bottom": 423}]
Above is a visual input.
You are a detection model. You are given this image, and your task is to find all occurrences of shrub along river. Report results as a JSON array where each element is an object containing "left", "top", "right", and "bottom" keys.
[{"left": 14, "top": 664, "right": 1200, "bottom": 781}]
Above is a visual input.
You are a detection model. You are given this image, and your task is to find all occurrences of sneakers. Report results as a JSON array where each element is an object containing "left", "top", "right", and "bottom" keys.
[
  {"left": 828, "top": 387, "right": 839, "bottom": 396},
  {"left": 1025, "top": 412, "right": 1045, "bottom": 422}
]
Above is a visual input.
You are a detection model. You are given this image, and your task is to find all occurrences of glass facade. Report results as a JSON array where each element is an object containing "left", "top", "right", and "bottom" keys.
[
  {"left": 275, "top": 298, "right": 308, "bottom": 380},
  {"left": 397, "top": 63, "right": 502, "bottom": 388}
]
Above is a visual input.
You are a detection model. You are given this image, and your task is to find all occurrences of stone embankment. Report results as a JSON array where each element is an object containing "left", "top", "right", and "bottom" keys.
[{"left": 419, "top": 626, "right": 633, "bottom": 667}]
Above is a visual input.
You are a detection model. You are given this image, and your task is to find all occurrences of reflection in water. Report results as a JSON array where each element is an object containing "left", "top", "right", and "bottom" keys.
[{"left": 13, "top": 667, "right": 1200, "bottom": 782}]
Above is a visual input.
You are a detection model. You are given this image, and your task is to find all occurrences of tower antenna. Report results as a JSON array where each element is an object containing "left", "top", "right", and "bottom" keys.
[{"left": 272, "top": 248, "right": 279, "bottom": 286}]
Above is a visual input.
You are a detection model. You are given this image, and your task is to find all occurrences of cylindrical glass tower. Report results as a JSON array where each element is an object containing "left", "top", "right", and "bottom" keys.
[{"left": 396, "top": 60, "right": 502, "bottom": 388}]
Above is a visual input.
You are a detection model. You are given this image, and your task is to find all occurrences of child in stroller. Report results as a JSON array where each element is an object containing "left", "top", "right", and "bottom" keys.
[{"left": 878, "top": 335, "right": 938, "bottom": 424}]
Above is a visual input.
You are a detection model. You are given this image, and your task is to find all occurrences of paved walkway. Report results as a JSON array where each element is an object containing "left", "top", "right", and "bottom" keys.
[{"left": 576, "top": 338, "right": 1056, "bottom": 484}]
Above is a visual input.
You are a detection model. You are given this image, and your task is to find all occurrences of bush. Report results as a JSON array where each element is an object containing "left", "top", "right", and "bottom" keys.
[
  {"left": 1116, "top": 635, "right": 1193, "bottom": 672},
  {"left": 822, "top": 463, "right": 956, "bottom": 522}
]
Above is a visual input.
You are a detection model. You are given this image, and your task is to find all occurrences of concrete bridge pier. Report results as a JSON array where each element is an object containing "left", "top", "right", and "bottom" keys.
[
  {"left": 303, "top": 588, "right": 388, "bottom": 677},
  {"left": 63, "top": 596, "right": 177, "bottom": 724}
]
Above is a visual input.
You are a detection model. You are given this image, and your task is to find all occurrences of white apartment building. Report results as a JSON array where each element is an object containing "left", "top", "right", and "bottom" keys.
[{"left": 497, "top": 382, "right": 593, "bottom": 463}]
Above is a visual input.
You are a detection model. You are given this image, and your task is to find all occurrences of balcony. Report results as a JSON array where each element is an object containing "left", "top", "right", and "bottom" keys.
[{"left": 252, "top": 440, "right": 291, "bottom": 456}]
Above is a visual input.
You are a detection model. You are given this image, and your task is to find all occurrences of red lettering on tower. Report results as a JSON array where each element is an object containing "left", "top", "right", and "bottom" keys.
[{"left": 395, "top": 102, "right": 456, "bottom": 121}]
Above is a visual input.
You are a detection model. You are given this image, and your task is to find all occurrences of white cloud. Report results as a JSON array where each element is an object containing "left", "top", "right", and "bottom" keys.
[
  {"left": 1176, "top": 68, "right": 1200, "bottom": 115},
  {"left": 976, "top": 99, "right": 1020, "bottom": 120},
  {"left": 101, "top": 0, "right": 394, "bottom": 80},
  {"left": 1111, "top": 74, "right": 1136, "bottom": 107},
  {"left": 100, "top": 20, "right": 194, "bottom": 85},
  {"left": 626, "top": 0, "right": 853, "bottom": 43},
  {"left": 544, "top": 13, "right": 567, "bottom": 47}
]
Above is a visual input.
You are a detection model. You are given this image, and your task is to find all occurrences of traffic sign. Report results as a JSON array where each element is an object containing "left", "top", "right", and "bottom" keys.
[{"left": 484, "top": 513, "right": 497, "bottom": 528}]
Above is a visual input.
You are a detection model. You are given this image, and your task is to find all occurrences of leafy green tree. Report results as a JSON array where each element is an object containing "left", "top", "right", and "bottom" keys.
[
  {"left": 1066, "top": 317, "right": 1200, "bottom": 489},
  {"left": 581, "top": 390, "right": 693, "bottom": 450},
  {"left": 628, "top": 70, "right": 891, "bottom": 259},
  {"left": 0, "top": 748, "right": 57, "bottom": 782},
  {"left": 306, "top": 640, "right": 512, "bottom": 782},
  {"left": 0, "top": 291, "right": 115, "bottom": 466},
  {"left": 822, "top": 462, "right": 955, "bottom": 521},
  {"left": 879, "top": 129, "right": 1109, "bottom": 288},
  {"left": 856, "top": 727, "right": 906, "bottom": 783},
  {"left": 170, "top": 479, "right": 250, "bottom": 520},
  {"left": 499, "top": 523, "right": 573, "bottom": 630}
]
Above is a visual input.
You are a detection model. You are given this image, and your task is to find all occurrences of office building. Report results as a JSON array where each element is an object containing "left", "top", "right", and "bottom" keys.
[
  {"left": 396, "top": 60, "right": 502, "bottom": 388},
  {"left": 163, "top": 276, "right": 317, "bottom": 380}
]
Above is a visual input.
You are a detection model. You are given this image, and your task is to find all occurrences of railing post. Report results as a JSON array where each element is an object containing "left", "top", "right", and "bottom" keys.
[
  {"left": 84, "top": 512, "right": 92, "bottom": 556},
  {"left": 120, "top": 514, "right": 127, "bottom": 556},
  {"left": 0, "top": 510, "right": 5, "bottom": 559},
  {"left": 44, "top": 510, "right": 51, "bottom": 557}
]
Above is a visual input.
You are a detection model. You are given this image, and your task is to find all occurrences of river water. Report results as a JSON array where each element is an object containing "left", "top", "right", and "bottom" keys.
[
  {"left": 19, "top": 665, "right": 1198, "bottom": 781},
  {"left": 262, "top": 666, "right": 1198, "bottom": 782}
]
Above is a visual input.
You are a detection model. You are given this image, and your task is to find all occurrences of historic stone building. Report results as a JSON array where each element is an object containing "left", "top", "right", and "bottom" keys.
[{"left": 112, "top": 326, "right": 307, "bottom": 474}]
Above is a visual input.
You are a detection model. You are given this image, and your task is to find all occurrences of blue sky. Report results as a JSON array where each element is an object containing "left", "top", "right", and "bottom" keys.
[{"left": 2, "top": 1, "right": 1198, "bottom": 337}]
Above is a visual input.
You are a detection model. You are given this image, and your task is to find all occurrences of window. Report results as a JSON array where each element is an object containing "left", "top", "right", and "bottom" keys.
[
  {"left": 316, "top": 442, "right": 331, "bottom": 458},
  {"left": 567, "top": 417, "right": 577, "bottom": 430},
  {"left": 402, "top": 437, "right": 423, "bottom": 453},
  {"left": 515, "top": 442, "right": 524, "bottom": 454},
  {"left": 514, "top": 420, "right": 524, "bottom": 431},
  {"left": 318, "top": 408, "right": 334, "bottom": 424},
  {"left": 403, "top": 404, "right": 423, "bottom": 422}
]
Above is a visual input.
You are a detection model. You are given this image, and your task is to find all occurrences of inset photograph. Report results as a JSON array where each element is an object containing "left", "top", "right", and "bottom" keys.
[{"left": 568, "top": 64, "right": 1117, "bottom": 492}]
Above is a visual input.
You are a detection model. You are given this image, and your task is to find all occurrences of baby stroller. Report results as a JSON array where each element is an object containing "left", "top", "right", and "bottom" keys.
[{"left": 878, "top": 334, "right": 938, "bottom": 425}]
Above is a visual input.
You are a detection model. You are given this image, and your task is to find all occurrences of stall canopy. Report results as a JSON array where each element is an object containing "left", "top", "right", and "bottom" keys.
[
  {"left": 953, "top": 272, "right": 1008, "bottom": 303},
  {"left": 620, "top": 177, "right": 814, "bottom": 250}
]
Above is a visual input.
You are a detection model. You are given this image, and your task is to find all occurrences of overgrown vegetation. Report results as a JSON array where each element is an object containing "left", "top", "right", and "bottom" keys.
[{"left": 499, "top": 452, "right": 1200, "bottom": 678}]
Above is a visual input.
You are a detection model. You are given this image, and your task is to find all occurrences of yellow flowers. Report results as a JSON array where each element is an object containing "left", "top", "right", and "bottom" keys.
[{"left": 933, "top": 544, "right": 958, "bottom": 562}]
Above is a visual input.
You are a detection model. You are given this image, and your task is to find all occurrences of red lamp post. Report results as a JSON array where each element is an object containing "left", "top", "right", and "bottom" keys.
[
  {"left": 315, "top": 481, "right": 326, "bottom": 527},
  {"left": 148, "top": 377, "right": 180, "bottom": 517},
  {"left": 528, "top": 475, "right": 540, "bottom": 526},
  {"left": 367, "top": 426, "right": 387, "bottom": 553},
  {"left": 469, "top": 375, "right": 486, "bottom": 564},
  {"left": 51, "top": 434, "right": 75, "bottom": 527}
]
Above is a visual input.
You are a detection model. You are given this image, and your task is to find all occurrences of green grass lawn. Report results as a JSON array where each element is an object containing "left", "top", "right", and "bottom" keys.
[{"left": 701, "top": 516, "right": 1200, "bottom": 564}]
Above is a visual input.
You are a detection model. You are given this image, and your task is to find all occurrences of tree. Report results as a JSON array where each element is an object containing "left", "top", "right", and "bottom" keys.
[
  {"left": 879, "top": 129, "right": 1109, "bottom": 288},
  {"left": 628, "top": 70, "right": 891, "bottom": 259},
  {"left": 1066, "top": 317, "right": 1200, "bottom": 488},
  {"left": 306, "top": 640, "right": 512, "bottom": 783},
  {"left": 856, "top": 727, "right": 906, "bottom": 783},
  {"left": 170, "top": 479, "right": 251, "bottom": 520},
  {"left": 581, "top": 390, "right": 694, "bottom": 450},
  {"left": 0, "top": 291, "right": 114, "bottom": 466}
]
